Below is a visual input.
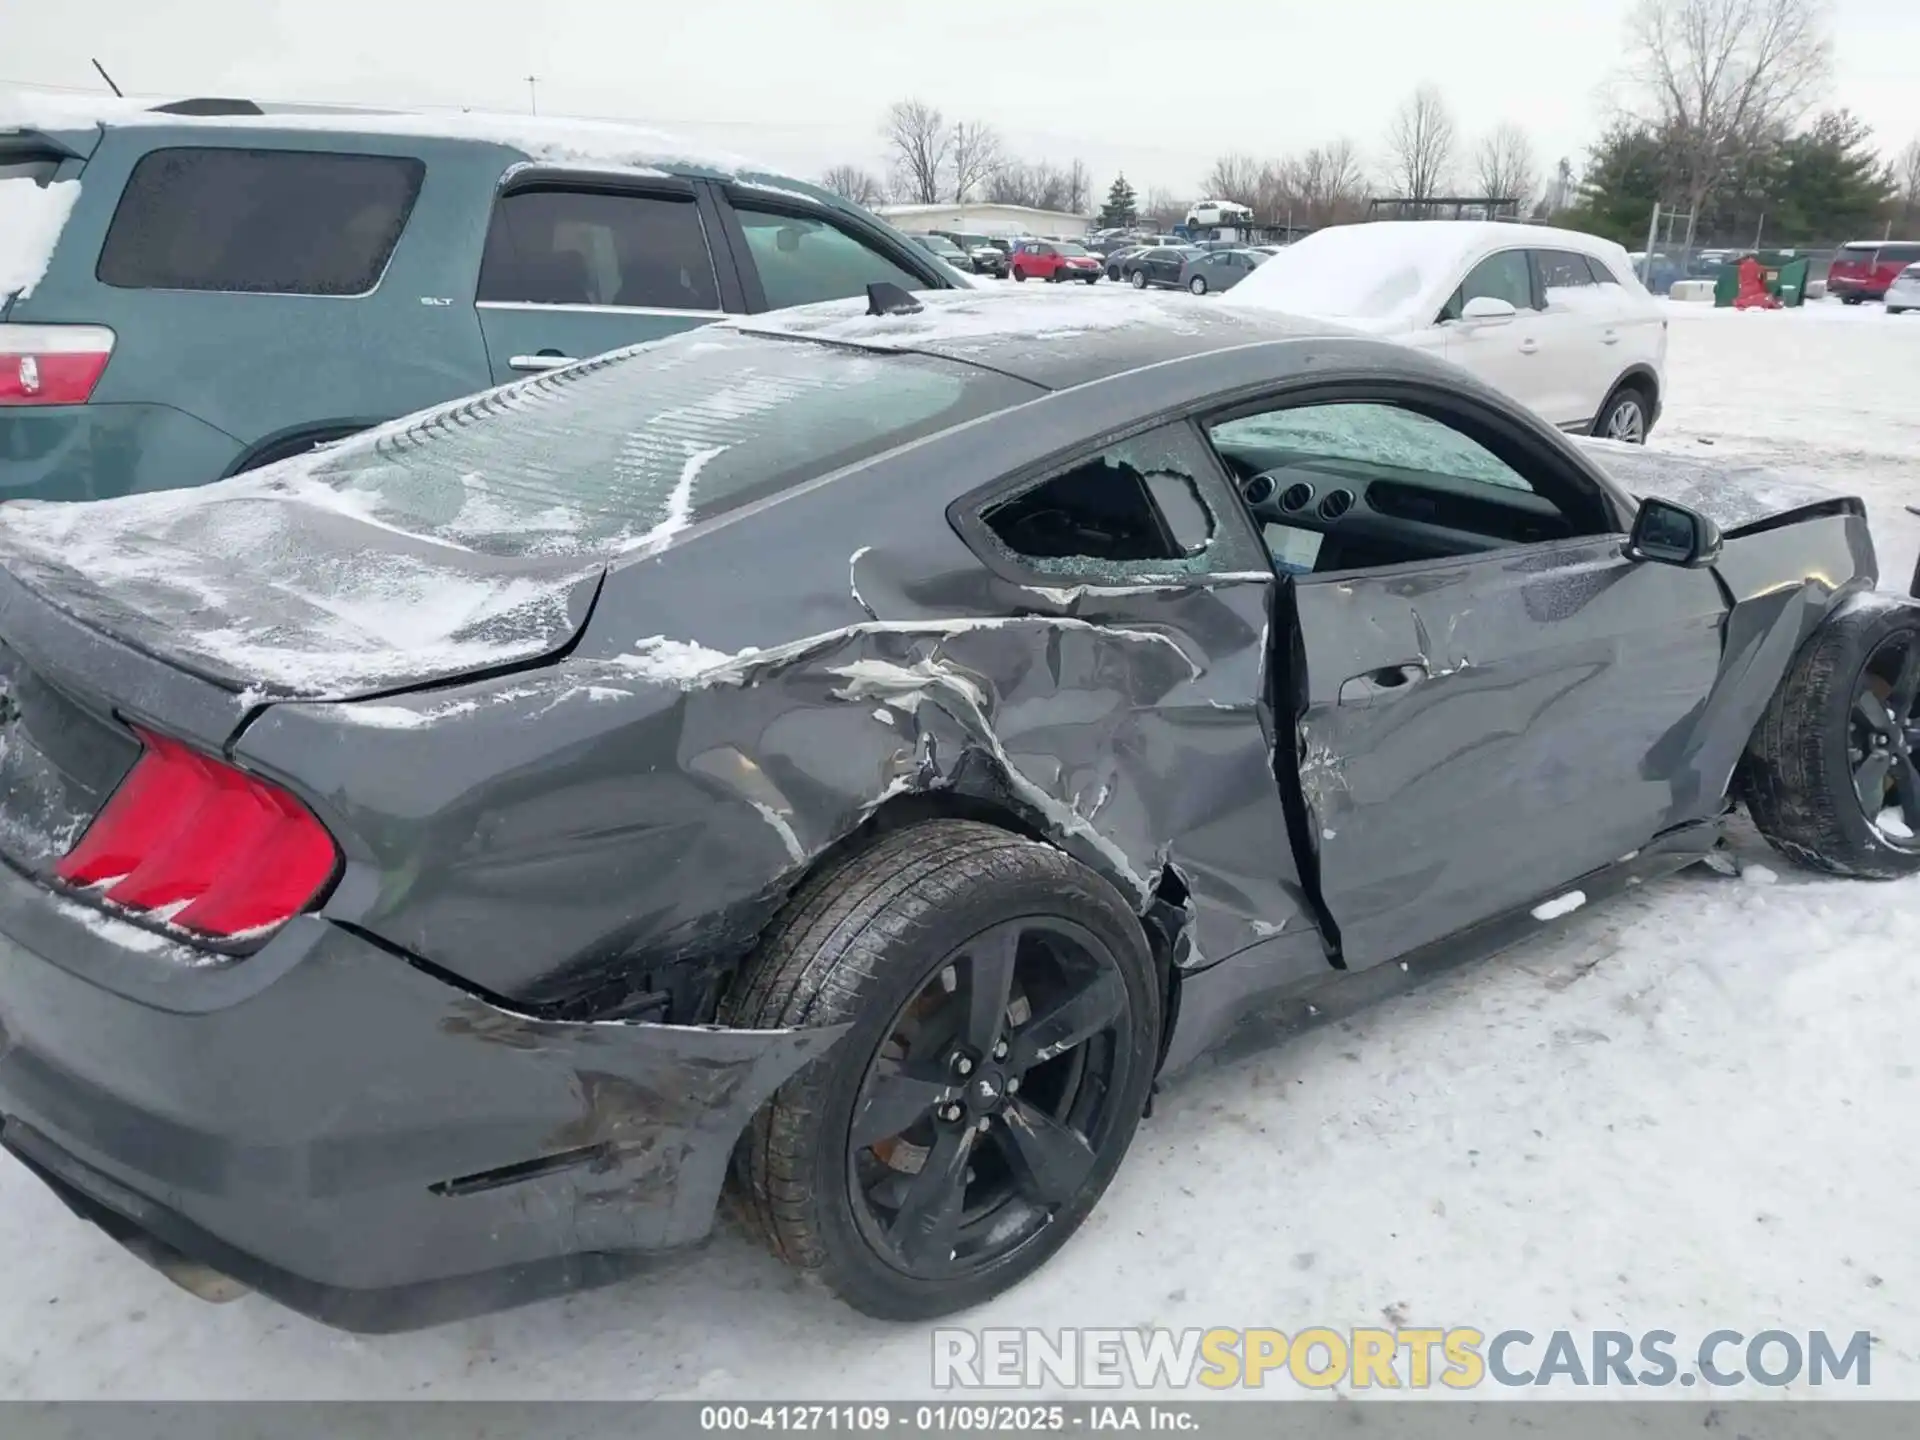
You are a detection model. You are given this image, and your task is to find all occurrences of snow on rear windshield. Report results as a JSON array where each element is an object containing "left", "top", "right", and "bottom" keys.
[
  {"left": 0, "top": 177, "right": 81, "bottom": 301},
  {"left": 1225, "top": 224, "right": 1467, "bottom": 323},
  {"left": 200, "top": 329, "right": 1033, "bottom": 559}
]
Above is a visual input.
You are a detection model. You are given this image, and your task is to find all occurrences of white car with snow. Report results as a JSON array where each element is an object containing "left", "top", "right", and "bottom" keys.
[{"left": 1224, "top": 221, "right": 1668, "bottom": 442}]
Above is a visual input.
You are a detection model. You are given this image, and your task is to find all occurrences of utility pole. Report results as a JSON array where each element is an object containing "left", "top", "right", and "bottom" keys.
[{"left": 525, "top": 75, "right": 538, "bottom": 115}]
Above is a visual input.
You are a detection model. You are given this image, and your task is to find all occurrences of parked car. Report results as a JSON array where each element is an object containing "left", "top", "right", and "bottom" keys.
[
  {"left": 1226, "top": 222, "right": 1667, "bottom": 442},
  {"left": 1828, "top": 240, "right": 1920, "bottom": 304},
  {"left": 1887, "top": 263, "right": 1920, "bottom": 315},
  {"left": 0, "top": 97, "right": 967, "bottom": 502},
  {"left": 0, "top": 287, "right": 1906, "bottom": 1332},
  {"left": 1123, "top": 245, "right": 1204, "bottom": 289},
  {"left": 929, "top": 230, "right": 1010, "bottom": 278},
  {"left": 1010, "top": 240, "right": 1101, "bottom": 283},
  {"left": 1103, "top": 244, "right": 1148, "bottom": 281},
  {"left": 910, "top": 233, "right": 973, "bottom": 269},
  {"left": 1180, "top": 248, "right": 1267, "bottom": 294},
  {"left": 1628, "top": 251, "right": 1685, "bottom": 296}
]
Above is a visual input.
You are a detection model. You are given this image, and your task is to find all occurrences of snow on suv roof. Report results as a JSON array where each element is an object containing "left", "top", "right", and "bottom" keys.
[{"left": 0, "top": 88, "right": 759, "bottom": 176}]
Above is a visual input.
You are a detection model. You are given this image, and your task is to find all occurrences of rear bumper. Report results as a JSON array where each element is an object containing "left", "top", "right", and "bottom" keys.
[
  {"left": 0, "top": 863, "right": 841, "bottom": 1331},
  {"left": 0, "top": 401, "right": 242, "bottom": 502}
]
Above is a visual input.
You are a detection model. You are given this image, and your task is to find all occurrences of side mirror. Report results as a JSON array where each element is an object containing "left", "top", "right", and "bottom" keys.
[
  {"left": 1460, "top": 295, "right": 1517, "bottom": 324},
  {"left": 1627, "top": 497, "right": 1722, "bottom": 568}
]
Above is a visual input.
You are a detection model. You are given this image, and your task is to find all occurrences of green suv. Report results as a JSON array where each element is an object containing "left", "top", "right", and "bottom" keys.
[{"left": 0, "top": 99, "right": 970, "bottom": 501}]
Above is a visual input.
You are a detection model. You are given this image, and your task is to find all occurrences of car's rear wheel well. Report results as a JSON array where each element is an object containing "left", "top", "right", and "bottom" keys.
[{"left": 730, "top": 787, "right": 1183, "bottom": 1057}]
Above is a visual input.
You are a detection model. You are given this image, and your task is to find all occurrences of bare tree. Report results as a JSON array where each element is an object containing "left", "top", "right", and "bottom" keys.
[
  {"left": 949, "top": 120, "right": 1003, "bottom": 203},
  {"left": 882, "top": 99, "right": 949, "bottom": 205},
  {"left": 819, "top": 164, "right": 886, "bottom": 208},
  {"left": 1288, "top": 139, "right": 1370, "bottom": 226},
  {"left": 985, "top": 158, "right": 1093, "bottom": 215},
  {"left": 1898, "top": 136, "right": 1920, "bottom": 223},
  {"left": 1624, "top": 0, "right": 1832, "bottom": 223},
  {"left": 1064, "top": 158, "right": 1091, "bottom": 216},
  {"left": 1474, "top": 122, "right": 1539, "bottom": 209},
  {"left": 1200, "top": 153, "right": 1264, "bottom": 208},
  {"left": 1383, "top": 85, "right": 1457, "bottom": 204},
  {"left": 1141, "top": 188, "right": 1189, "bottom": 232}
]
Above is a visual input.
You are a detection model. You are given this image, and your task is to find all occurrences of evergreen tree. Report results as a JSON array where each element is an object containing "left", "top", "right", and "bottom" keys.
[
  {"left": 1563, "top": 123, "right": 1671, "bottom": 246},
  {"left": 1767, "top": 111, "right": 1895, "bottom": 243},
  {"left": 1099, "top": 174, "right": 1138, "bottom": 229}
]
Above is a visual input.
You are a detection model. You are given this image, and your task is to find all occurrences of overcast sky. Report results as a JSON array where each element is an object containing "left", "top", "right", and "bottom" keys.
[{"left": 7, "top": 0, "right": 1917, "bottom": 199}]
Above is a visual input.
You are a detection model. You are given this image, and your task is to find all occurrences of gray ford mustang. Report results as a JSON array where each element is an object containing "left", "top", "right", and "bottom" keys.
[{"left": 0, "top": 288, "right": 1914, "bottom": 1332}]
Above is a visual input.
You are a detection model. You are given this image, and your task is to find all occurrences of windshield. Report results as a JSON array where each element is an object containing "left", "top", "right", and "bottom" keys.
[
  {"left": 1053, "top": 242, "right": 1089, "bottom": 257},
  {"left": 1224, "top": 225, "right": 1460, "bottom": 322}
]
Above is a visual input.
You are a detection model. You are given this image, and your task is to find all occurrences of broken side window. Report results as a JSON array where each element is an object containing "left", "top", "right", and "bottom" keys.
[{"left": 979, "top": 423, "right": 1260, "bottom": 580}]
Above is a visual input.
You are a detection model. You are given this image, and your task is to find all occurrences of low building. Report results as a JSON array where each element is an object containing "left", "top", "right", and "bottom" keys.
[{"left": 875, "top": 203, "right": 1091, "bottom": 239}]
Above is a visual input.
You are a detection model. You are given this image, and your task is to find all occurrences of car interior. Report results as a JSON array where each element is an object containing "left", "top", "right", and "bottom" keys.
[{"left": 1205, "top": 402, "right": 1582, "bottom": 574}]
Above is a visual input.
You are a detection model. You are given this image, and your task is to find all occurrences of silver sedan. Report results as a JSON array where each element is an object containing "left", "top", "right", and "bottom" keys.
[{"left": 1179, "top": 248, "right": 1268, "bottom": 295}]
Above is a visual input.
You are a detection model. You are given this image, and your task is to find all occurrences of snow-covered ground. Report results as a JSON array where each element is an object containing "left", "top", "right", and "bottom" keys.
[{"left": 4, "top": 299, "right": 1919, "bottom": 1400}]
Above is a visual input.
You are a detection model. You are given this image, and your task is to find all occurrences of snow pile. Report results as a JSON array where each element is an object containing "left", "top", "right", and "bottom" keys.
[
  {"left": 1222, "top": 222, "right": 1477, "bottom": 327},
  {"left": 0, "top": 88, "right": 758, "bottom": 176},
  {"left": 0, "top": 178, "right": 80, "bottom": 301}
]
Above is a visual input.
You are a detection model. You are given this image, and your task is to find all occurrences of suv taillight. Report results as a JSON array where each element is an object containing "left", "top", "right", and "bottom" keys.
[
  {"left": 0, "top": 324, "right": 116, "bottom": 407},
  {"left": 55, "top": 728, "right": 339, "bottom": 940}
]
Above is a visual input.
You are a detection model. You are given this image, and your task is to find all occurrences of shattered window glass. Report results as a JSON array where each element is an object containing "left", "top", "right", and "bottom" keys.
[
  {"left": 244, "top": 329, "right": 1037, "bottom": 558},
  {"left": 980, "top": 423, "right": 1261, "bottom": 580},
  {"left": 97, "top": 148, "right": 423, "bottom": 295},
  {"left": 1211, "top": 403, "right": 1533, "bottom": 492}
]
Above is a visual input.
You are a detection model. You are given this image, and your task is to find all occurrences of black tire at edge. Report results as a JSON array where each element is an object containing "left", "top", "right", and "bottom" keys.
[
  {"left": 1744, "top": 600, "right": 1920, "bottom": 879},
  {"left": 718, "top": 819, "right": 1161, "bottom": 1319}
]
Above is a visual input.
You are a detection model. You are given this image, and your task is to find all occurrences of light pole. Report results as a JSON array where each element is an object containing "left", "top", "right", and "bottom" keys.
[{"left": 526, "top": 75, "right": 538, "bottom": 115}]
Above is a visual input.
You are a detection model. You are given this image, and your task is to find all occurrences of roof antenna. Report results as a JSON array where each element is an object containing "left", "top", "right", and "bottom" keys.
[
  {"left": 91, "top": 59, "right": 124, "bottom": 98},
  {"left": 866, "top": 282, "right": 922, "bottom": 317}
]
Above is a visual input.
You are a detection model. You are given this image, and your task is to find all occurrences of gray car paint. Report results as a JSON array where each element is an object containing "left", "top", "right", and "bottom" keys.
[{"left": 0, "top": 293, "right": 1892, "bottom": 1328}]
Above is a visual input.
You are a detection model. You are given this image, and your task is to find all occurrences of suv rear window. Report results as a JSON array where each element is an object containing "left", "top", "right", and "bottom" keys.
[
  {"left": 283, "top": 328, "right": 1038, "bottom": 558},
  {"left": 96, "top": 147, "right": 424, "bottom": 295}
]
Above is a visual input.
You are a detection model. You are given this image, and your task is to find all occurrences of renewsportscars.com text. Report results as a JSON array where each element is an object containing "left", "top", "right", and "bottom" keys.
[{"left": 932, "top": 1327, "right": 1873, "bottom": 1391}]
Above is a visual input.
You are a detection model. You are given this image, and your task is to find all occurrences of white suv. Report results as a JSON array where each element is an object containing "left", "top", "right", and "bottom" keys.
[{"left": 1223, "top": 221, "right": 1668, "bottom": 442}]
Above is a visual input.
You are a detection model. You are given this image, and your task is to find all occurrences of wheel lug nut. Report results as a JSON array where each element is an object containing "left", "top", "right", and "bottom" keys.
[
  {"left": 976, "top": 1116, "right": 991, "bottom": 1132},
  {"left": 941, "top": 1103, "right": 963, "bottom": 1123},
  {"left": 954, "top": 1056, "right": 974, "bottom": 1076},
  {"left": 991, "top": 1039, "right": 1008, "bottom": 1061},
  {"left": 1006, "top": 1076, "right": 1020, "bottom": 1094}
]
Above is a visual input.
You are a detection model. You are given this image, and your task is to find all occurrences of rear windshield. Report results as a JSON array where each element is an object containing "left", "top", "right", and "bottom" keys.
[
  {"left": 96, "top": 147, "right": 424, "bottom": 295},
  {"left": 260, "top": 327, "right": 1037, "bottom": 558},
  {"left": 0, "top": 154, "right": 60, "bottom": 186}
]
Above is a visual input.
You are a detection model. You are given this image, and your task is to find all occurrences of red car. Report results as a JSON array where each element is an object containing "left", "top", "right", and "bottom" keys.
[
  {"left": 1827, "top": 239, "right": 1920, "bottom": 303},
  {"left": 1010, "top": 240, "right": 1102, "bottom": 283}
]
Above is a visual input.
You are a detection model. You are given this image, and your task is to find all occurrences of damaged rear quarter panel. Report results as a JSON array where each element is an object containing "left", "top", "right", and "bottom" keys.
[{"left": 236, "top": 365, "right": 1332, "bottom": 1013}]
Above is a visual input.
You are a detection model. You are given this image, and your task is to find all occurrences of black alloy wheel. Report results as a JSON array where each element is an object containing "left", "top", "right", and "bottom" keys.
[
  {"left": 846, "top": 917, "right": 1130, "bottom": 1279},
  {"left": 1846, "top": 630, "right": 1920, "bottom": 847}
]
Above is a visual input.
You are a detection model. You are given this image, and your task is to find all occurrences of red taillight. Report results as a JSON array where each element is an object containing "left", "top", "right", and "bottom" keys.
[
  {"left": 0, "top": 323, "right": 116, "bottom": 407},
  {"left": 56, "top": 728, "right": 338, "bottom": 941}
]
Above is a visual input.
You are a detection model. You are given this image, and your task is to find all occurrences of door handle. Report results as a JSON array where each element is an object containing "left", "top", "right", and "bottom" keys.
[
  {"left": 1518, "top": 338, "right": 1540, "bottom": 355},
  {"left": 1338, "top": 662, "right": 1429, "bottom": 707},
  {"left": 1601, "top": 328, "right": 1621, "bottom": 345},
  {"left": 509, "top": 353, "right": 576, "bottom": 372}
]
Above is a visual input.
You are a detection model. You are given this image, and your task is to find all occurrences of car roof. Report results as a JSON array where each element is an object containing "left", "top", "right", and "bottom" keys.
[
  {"left": 0, "top": 89, "right": 806, "bottom": 189},
  {"left": 727, "top": 288, "right": 1360, "bottom": 390}
]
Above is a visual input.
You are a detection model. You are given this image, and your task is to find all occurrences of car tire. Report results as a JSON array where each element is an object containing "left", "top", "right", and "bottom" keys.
[
  {"left": 1083, "top": 274, "right": 1098, "bottom": 285},
  {"left": 1130, "top": 270, "right": 1147, "bottom": 289},
  {"left": 721, "top": 819, "right": 1160, "bottom": 1319},
  {"left": 1744, "top": 601, "right": 1920, "bottom": 879},
  {"left": 1013, "top": 270, "right": 1026, "bottom": 282},
  {"left": 1592, "top": 384, "right": 1652, "bottom": 444},
  {"left": 1188, "top": 276, "right": 1207, "bottom": 295},
  {"left": 1107, "top": 266, "right": 1120, "bottom": 281}
]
